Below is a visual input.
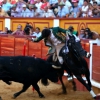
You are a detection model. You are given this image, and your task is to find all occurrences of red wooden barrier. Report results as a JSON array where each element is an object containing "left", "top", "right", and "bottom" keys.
[{"left": 0, "top": 35, "right": 100, "bottom": 91}]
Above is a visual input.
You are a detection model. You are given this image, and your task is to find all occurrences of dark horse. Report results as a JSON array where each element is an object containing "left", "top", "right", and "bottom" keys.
[
  {"left": 41, "top": 54, "right": 76, "bottom": 94},
  {"left": 41, "top": 39, "right": 99, "bottom": 99}
]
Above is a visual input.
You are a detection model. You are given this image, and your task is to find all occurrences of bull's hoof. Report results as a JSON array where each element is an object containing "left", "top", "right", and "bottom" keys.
[
  {"left": 13, "top": 93, "right": 18, "bottom": 99},
  {"left": 39, "top": 94, "right": 45, "bottom": 98},
  {"left": 8, "top": 81, "right": 12, "bottom": 85},
  {"left": 0, "top": 96, "right": 2, "bottom": 100}
]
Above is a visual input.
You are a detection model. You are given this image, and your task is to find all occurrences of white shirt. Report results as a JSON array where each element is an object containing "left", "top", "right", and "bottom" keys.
[
  {"left": 49, "top": 33, "right": 61, "bottom": 46},
  {"left": 81, "top": 5, "right": 89, "bottom": 17},
  {"left": 31, "top": 32, "right": 41, "bottom": 38},
  {"left": 49, "top": 0, "right": 58, "bottom": 4},
  {"left": 65, "top": 0, "right": 72, "bottom": 8},
  {"left": 34, "top": 8, "right": 44, "bottom": 17},
  {"left": 21, "top": 8, "right": 30, "bottom": 17},
  {"left": 43, "top": 9, "right": 55, "bottom": 18},
  {"left": 11, "top": 9, "right": 21, "bottom": 17},
  {"left": 28, "top": 9, "right": 34, "bottom": 17},
  {"left": 35, "top": 2, "right": 43, "bottom": 9}
]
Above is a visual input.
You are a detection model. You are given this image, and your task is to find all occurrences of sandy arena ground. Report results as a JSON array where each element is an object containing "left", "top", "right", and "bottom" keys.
[{"left": 0, "top": 79, "right": 95, "bottom": 100}]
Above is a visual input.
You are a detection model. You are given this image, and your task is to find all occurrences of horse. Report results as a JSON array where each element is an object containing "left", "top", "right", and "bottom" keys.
[
  {"left": 59, "top": 38, "right": 99, "bottom": 99},
  {"left": 41, "top": 36, "right": 100, "bottom": 99},
  {"left": 41, "top": 53, "right": 77, "bottom": 94}
]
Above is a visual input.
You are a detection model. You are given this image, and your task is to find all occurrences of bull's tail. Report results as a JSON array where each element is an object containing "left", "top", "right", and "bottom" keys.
[{"left": 41, "top": 78, "right": 49, "bottom": 86}]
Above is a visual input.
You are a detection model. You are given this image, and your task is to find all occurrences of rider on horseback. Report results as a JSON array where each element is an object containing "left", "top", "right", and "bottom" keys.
[
  {"left": 30, "top": 27, "right": 66, "bottom": 68},
  {"left": 28, "top": 26, "right": 91, "bottom": 80}
]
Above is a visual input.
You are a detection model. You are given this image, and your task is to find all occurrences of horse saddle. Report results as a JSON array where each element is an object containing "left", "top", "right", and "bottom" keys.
[{"left": 59, "top": 45, "right": 69, "bottom": 57}]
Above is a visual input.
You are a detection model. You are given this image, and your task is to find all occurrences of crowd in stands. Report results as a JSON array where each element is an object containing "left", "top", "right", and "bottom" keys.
[
  {"left": 0, "top": 23, "right": 99, "bottom": 40},
  {"left": 0, "top": 23, "right": 42, "bottom": 38},
  {"left": 0, "top": 0, "right": 100, "bottom": 18}
]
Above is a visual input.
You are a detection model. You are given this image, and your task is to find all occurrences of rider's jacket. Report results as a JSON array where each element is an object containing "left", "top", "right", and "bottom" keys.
[{"left": 33, "top": 27, "right": 78, "bottom": 55}]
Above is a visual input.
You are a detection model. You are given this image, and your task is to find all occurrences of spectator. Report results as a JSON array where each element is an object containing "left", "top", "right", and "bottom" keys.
[
  {"left": 57, "top": 1, "right": 69, "bottom": 18},
  {"left": 80, "top": 0, "right": 89, "bottom": 17},
  {"left": 87, "top": 3, "right": 94, "bottom": 17},
  {"left": 33, "top": 5, "right": 43, "bottom": 17},
  {"left": 1, "top": 0, "right": 12, "bottom": 16},
  {"left": 28, "top": 0, "right": 37, "bottom": 4},
  {"left": 42, "top": 6, "right": 55, "bottom": 18},
  {"left": 93, "top": 1, "right": 98, "bottom": 9},
  {"left": 82, "top": 28, "right": 93, "bottom": 39},
  {"left": 78, "top": 0, "right": 84, "bottom": 7},
  {"left": 79, "top": 28, "right": 85, "bottom": 39},
  {"left": 24, "top": 23, "right": 33, "bottom": 35},
  {"left": 21, "top": 4, "right": 30, "bottom": 17},
  {"left": 0, "top": 5, "right": 9, "bottom": 17},
  {"left": 16, "top": 0, "right": 26, "bottom": 13},
  {"left": 23, "top": 0, "right": 28, "bottom": 3},
  {"left": 69, "top": 0, "right": 81, "bottom": 18},
  {"left": 0, "top": 27, "right": 12, "bottom": 34},
  {"left": 92, "top": 8, "right": 100, "bottom": 17},
  {"left": 31, "top": 27, "right": 41, "bottom": 38},
  {"left": 35, "top": 0, "right": 43, "bottom": 9},
  {"left": 28, "top": 4, "right": 34, "bottom": 17},
  {"left": 90, "top": 0, "right": 100, "bottom": 5},
  {"left": 12, "top": 24, "right": 24, "bottom": 35},
  {"left": 97, "top": 4, "right": 100, "bottom": 16},
  {"left": 63, "top": 0, "right": 73, "bottom": 13},
  {"left": 49, "top": 0, "right": 58, "bottom": 12},
  {"left": 90, "top": 0, "right": 96, "bottom": 5},
  {"left": 41, "top": 0, "right": 50, "bottom": 10},
  {"left": 11, "top": 4, "right": 21, "bottom": 17},
  {"left": 11, "top": 0, "right": 17, "bottom": 4}
]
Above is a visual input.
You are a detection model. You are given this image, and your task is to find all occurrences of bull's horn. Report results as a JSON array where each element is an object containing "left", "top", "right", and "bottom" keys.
[{"left": 52, "top": 65, "right": 61, "bottom": 69}]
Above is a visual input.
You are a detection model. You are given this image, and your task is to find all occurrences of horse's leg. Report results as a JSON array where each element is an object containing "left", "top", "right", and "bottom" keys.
[
  {"left": 76, "top": 75, "right": 96, "bottom": 99},
  {"left": 71, "top": 79, "right": 77, "bottom": 91},
  {"left": 85, "top": 70, "right": 92, "bottom": 88},
  {"left": 83, "top": 60, "right": 92, "bottom": 87}
]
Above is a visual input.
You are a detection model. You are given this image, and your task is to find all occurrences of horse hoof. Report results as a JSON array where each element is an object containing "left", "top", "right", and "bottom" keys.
[
  {"left": 73, "top": 87, "right": 77, "bottom": 91},
  {"left": 94, "top": 95, "right": 100, "bottom": 100},
  {"left": 58, "top": 91, "right": 67, "bottom": 95}
]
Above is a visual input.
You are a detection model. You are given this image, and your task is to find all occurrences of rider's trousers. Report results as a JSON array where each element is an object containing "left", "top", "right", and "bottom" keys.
[{"left": 54, "top": 43, "right": 65, "bottom": 64}]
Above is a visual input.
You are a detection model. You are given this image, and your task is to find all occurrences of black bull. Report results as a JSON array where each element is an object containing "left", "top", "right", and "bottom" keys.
[{"left": 0, "top": 56, "right": 59, "bottom": 98}]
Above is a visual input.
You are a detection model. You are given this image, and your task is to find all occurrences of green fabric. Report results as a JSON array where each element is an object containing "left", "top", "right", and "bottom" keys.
[
  {"left": 72, "top": 31, "right": 77, "bottom": 35},
  {"left": 50, "top": 27, "right": 67, "bottom": 42}
]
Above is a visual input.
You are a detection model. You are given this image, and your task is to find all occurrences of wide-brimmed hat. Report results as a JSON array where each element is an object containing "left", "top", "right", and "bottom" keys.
[
  {"left": 58, "top": 2, "right": 65, "bottom": 6},
  {"left": 72, "top": 0, "right": 78, "bottom": 3},
  {"left": 22, "top": 4, "right": 27, "bottom": 8},
  {"left": 32, "top": 5, "right": 37, "bottom": 8}
]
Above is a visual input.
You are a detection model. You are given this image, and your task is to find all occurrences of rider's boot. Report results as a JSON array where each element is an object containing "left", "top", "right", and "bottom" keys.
[
  {"left": 67, "top": 74, "right": 73, "bottom": 81},
  {"left": 85, "top": 52, "right": 91, "bottom": 58}
]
